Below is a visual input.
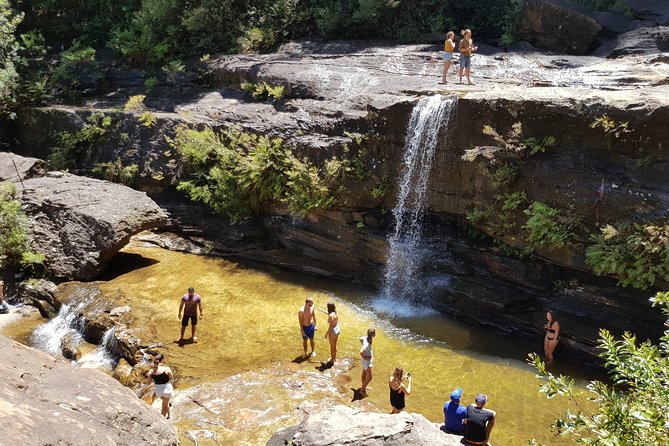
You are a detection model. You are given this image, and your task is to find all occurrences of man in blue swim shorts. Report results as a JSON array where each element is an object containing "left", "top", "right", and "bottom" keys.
[{"left": 298, "top": 296, "right": 317, "bottom": 358}]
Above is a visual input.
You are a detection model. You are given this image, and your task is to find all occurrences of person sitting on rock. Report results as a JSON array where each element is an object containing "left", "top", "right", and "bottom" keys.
[
  {"left": 464, "top": 393, "right": 496, "bottom": 446},
  {"left": 0, "top": 280, "right": 9, "bottom": 314},
  {"left": 444, "top": 387, "right": 467, "bottom": 434}
]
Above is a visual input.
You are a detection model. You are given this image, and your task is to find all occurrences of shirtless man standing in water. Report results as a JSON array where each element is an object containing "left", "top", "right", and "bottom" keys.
[{"left": 298, "top": 297, "right": 317, "bottom": 357}]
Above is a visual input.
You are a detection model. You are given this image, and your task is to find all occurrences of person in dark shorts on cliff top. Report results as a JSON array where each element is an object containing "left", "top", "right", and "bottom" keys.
[
  {"left": 464, "top": 393, "right": 496, "bottom": 445},
  {"left": 178, "top": 287, "right": 203, "bottom": 342}
]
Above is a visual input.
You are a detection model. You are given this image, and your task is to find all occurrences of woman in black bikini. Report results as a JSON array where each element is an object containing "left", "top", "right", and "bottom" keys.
[
  {"left": 544, "top": 310, "right": 560, "bottom": 364},
  {"left": 146, "top": 354, "right": 174, "bottom": 418},
  {"left": 388, "top": 367, "right": 412, "bottom": 414}
]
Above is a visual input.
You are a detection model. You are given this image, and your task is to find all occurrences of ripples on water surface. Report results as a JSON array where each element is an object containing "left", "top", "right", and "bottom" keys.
[{"left": 5, "top": 244, "right": 589, "bottom": 446}]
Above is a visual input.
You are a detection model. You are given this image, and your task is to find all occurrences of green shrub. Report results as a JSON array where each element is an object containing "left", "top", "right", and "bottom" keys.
[
  {"left": 462, "top": 122, "right": 555, "bottom": 163},
  {"left": 124, "top": 94, "right": 146, "bottom": 112},
  {"left": 138, "top": 111, "right": 157, "bottom": 128},
  {"left": 240, "top": 81, "right": 285, "bottom": 101},
  {"left": 48, "top": 113, "right": 115, "bottom": 170},
  {"left": 522, "top": 201, "right": 577, "bottom": 247},
  {"left": 590, "top": 114, "right": 632, "bottom": 149},
  {"left": 586, "top": 223, "right": 669, "bottom": 290},
  {"left": 18, "top": 31, "right": 49, "bottom": 59},
  {"left": 144, "top": 76, "right": 158, "bottom": 93},
  {"left": 161, "top": 59, "right": 185, "bottom": 73},
  {"left": 92, "top": 159, "right": 139, "bottom": 185},
  {"left": 0, "top": 0, "right": 22, "bottom": 118},
  {"left": 237, "top": 27, "right": 276, "bottom": 53},
  {"left": 17, "top": 75, "right": 52, "bottom": 105},
  {"left": 498, "top": 191, "right": 527, "bottom": 211},
  {"left": 371, "top": 175, "right": 391, "bottom": 199},
  {"left": 170, "top": 125, "right": 339, "bottom": 222},
  {"left": 0, "top": 182, "right": 46, "bottom": 272},
  {"left": 491, "top": 162, "right": 518, "bottom": 189}
]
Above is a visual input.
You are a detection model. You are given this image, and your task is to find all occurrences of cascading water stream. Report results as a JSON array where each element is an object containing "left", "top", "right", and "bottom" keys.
[
  {"left": 31, "top": 287, "right": 119, "bottom": 369},
  {"left": 373, "top": 95, "right": 456, "bottom": 316}
]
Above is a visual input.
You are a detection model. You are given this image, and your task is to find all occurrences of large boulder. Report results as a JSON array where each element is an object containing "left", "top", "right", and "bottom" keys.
[
  {"left": 519, "top": 0, "right": 602, "bottom": 54},
  {"left": 17, "top": 170, "right": 168, "bottom": 280},
  {"left": 266, "top": 405, "right": 462, "bottom": 446},
  {"left": 0, "top": 335, "right": 178, "bottom": 446},
  {"left": 0, "top": 151, "right": 48, "bottom": 182}
]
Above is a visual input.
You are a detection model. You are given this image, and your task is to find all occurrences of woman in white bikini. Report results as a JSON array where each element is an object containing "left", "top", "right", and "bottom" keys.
[
  {"left": 359, "top": 328, "right": 376, "bottom": 395},
  {"left": 146, "top": 354, "right": 174, "bottom": 419},
  {"left": 324, "top": 301, "right": 340, "bottom": 365}
]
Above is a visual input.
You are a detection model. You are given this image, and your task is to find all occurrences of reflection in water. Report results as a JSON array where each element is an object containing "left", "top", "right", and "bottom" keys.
[{"left": 82, "top": 244, "right": 585, "bottom": 446}]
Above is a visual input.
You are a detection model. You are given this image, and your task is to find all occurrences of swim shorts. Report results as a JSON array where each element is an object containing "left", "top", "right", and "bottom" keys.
[
  {"left": 182, "top": 314, "right": 197, "bottom": 327},
  {"left": 302, "top": 323, "right": 315, "bottom": 339},
  {"left": 155, "top": 382, "right": 173, "bottom": 398},
  {"left": 443, "top": 52, "right": 453, "bottom": 61},
  {"left": 460, "top": 55, "right": 471, "bottom": 69},
  {"left": 361, "top": 357, "right": 373, "bottom": 369}
]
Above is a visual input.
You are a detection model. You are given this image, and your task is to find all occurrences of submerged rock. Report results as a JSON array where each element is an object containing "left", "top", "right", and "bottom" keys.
[
  {"left": 266, "top": 404, "right": 462, "bottom": 446},
  {"left": 0, "top": 335, "right": 178, "bottom": 446}
]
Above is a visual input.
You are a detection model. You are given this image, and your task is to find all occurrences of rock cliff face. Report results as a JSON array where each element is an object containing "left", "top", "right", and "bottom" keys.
[
  {"left": 0, "top": 335, "right": 178, "bottom": 446},
  {"left": 2, "top": 153, "right": 168, "bottom": 280},
  {"left": 6, "top": 14, "right": 669, "bottom": 362}
]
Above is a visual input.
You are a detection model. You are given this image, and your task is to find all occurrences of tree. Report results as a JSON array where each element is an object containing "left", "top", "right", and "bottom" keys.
[
  {"left": 529, "top": 291, "right": 669, "bottom": 445},
  {"left": 0, "top": 0, "right": 23, "bottom": 117}
]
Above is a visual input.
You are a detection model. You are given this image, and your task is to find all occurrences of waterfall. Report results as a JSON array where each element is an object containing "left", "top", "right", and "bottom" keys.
[
  {"left": 31, "top": 296, "right": 90, "bottom": 356},
  {"left": 77, "top": 326, "right": 119, "bottom": 369},
  {"left": 31, "top": 287, "right": 119, "bottom": 370},
  {"left": 375, "top": 95, "right": 456, "bottom": 315}
]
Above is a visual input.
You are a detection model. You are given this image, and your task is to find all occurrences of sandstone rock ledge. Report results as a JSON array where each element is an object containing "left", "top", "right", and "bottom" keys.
[
  {"left": 1, "top": 153, "right": 169, "bottom": 281},
  {"left": 267, "top": 405, "right": 462, "bottom": 446},
  {"left": 0, "top": 335, "right": 178, "bottom": 446}
]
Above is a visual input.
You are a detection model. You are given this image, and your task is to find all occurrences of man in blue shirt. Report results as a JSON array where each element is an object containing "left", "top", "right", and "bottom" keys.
[{"left": 444, "top": 387, "right": 467, "bottom": 434}]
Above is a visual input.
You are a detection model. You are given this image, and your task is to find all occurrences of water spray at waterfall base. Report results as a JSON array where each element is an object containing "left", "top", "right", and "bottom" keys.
[{"left": 372, "top": 95, "right": 457, "bottom": 317}]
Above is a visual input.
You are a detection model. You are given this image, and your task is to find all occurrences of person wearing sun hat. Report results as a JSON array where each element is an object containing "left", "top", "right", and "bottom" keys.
[
  {"left": 443, "top": 387, "right": 467, "bottom": 434},
  {"left": 463, "top": 393, "right": 496, "bottom": 445}
]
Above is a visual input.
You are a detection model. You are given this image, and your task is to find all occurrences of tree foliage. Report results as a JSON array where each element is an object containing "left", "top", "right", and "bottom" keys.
[
  {"left": 0, "top": 0, "right": 23, "bottom": 117},
  {"left": 529, "top": 291, "right": 669, "bottom": 446},
  {"left": 0, "top": 182, "right": 45, "bottom": 272},
  {"left": 15, "top": 0, "right": 531, "bottom": 65}
]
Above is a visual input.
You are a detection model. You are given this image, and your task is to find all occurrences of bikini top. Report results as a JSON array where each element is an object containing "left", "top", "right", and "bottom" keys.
[
  {"left": 151, "top": 369, "right": 170, "bottom": 384},
  {"left": 545, "top": 320, "right": 556, "bottom": 334}
]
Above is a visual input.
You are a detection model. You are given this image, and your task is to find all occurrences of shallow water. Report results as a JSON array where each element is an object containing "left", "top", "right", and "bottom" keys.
[{"left": 4, "top": 244, "right": 588, "bottom": 445}]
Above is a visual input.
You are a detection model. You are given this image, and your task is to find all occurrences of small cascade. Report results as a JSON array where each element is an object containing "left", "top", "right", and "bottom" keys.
[
  {"left": 31, "top": 286, "right": 119, "bottom": 370},
  {"left": 77, "top": 326, "right": 119, "bottom": 370},
  {"left": 31, "top": 294, "right": 91, "bottom": 355},
  {"left": 375, "top": 95, "right": 456, "bottom": 315}
]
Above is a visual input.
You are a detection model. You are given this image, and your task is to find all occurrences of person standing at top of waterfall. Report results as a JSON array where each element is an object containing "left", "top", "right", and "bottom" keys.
[
  {"left": 177, "top": 287, "right": 203, "bottom": 342},
  {"left": 457, "top": 29, "right": 478, "bottom": 85},
  {"left": 544, "top": 309, "right": 560, "bottom": 364},
  {"left": 146, "top": 353, "right": 174, "bottom": 419},
  {"left": 298, "top": 296, "right": 317, "bottom": 358},
  {"left": 0, "top": 280, "right": 9, "bottom": 314},
  {"left": 324, "top": 301, "right": 340, "bottom": 364},
  {"left": 441, "top": 31, "right": 456, "bottom": 84},
  {"left": 359, "top": 328, "right": 376, "bottom": 395}
]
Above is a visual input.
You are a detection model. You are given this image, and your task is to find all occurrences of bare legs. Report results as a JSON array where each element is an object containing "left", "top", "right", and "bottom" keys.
[
  {"left": 544, "top": 336, "right": 558, "bottom": 364},
  {"left": 360, "top": 367, "right": 373, "bottom": 394},
  {"left": 179, "top": 323, "right": 197, "bottom": 341},
  {"left": 442, "top": 59, "right": 452, "bottom": 84},
  {"left": 458, "top": 67, "right": 473, "bottom": 85},
  {"left": 327, "top": 333, "right": 338, "bottom": 363},
  {"left": 303, "top": 337, "right": 315, "bottom": 357},
  {"left": 161, "top": 396, "right": 171, "bottom": 419}
]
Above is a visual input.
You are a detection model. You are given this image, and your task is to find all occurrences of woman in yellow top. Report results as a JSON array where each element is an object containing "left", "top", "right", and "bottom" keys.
[
  {"left": 441, "top": 31, "right": 456, "bottom": 84},
  {"left": 458, "top": 29, "right": 478, "bottom": 85}
]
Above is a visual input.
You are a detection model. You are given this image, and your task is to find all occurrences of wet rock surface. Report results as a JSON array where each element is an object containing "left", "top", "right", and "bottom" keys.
[
  {"left": 267, "top": 404, "right": 462, "bottom": 446},
  {"left": 0, "top": 335, "right": 178, "bottom": 446}
]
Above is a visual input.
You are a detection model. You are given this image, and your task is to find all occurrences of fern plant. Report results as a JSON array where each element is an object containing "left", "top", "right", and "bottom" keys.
[{"left": 522, "top": 201, "right": 577, "bottom": 248}]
